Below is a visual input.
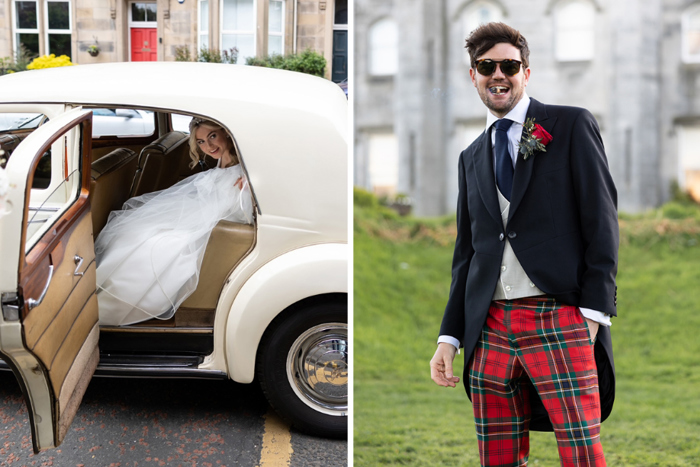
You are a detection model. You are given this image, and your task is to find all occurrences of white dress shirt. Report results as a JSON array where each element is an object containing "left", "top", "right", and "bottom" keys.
[{"left": 438, "top": 93, "right": 610, "bottom": 351}]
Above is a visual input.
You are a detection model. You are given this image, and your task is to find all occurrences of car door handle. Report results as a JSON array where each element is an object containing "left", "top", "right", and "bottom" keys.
[
  {"left": 73, "top": 255, "right": 85, "bottom": 277},
  {"left": 27, "top": 265, "right": 53, "bottom": 311}
]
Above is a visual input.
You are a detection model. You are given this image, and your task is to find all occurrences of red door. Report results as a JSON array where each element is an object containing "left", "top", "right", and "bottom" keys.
[{"left": 130, "top": 28, "right": 157, "bottom": 61}]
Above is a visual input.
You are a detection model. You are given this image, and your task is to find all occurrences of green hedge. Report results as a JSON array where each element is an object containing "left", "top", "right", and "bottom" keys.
[{"left": 246, "top": 49, "right": 326, "bottom": 77}]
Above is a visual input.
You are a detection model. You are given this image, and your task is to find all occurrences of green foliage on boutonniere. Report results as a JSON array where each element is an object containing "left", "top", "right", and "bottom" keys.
[{"left": 519, "top": 117, "right": 552, "bottom": 160}]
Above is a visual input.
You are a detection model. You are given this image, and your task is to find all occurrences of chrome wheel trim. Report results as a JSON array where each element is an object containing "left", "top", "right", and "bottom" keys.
[{"left": 286, "top": 322, "right": 348, "bottom": 417}]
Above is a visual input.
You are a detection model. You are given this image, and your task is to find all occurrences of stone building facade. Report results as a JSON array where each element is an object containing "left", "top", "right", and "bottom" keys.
[
  {"left": 355, "top": 0, "right": 700, "bottom": 216},
  {"left": 0, "top": 0, "right": 347, "bottom": 81}
]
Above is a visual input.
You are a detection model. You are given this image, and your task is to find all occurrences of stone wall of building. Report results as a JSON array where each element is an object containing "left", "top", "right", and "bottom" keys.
[
  {"left": 160, "top": 1, "right": 197, "bottom": 62},
  {"left": 0, "top": 0, "right": 338, "bottom": 74},
  {"left": 0, "top": 0, "right": 12, "bottom": 60},
  {"left": 73, "top": 0, "right": 118, "bottom": 64},
  {"left": 297, "top": 0, "right": 328, "bottom": 51}
]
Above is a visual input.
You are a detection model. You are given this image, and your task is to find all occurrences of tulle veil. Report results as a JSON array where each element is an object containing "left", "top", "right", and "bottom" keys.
[{"left": 95, "top": 164, "right": 253, "bottom": 326}]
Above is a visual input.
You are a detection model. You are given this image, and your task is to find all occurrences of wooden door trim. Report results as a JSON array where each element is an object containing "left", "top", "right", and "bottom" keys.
[{"left": 20, "top": 116, "right": 93, "bottom": 280}]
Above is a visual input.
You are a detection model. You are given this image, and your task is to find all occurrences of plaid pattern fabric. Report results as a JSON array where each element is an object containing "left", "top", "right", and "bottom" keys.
[{"left": 469, "top": 297, "right": 605, "bottom": 467}]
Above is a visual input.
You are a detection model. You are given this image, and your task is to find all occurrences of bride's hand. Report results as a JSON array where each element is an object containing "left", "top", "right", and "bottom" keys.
[{"left": 234, "top": 177, "right": 246, "bottom": 189}]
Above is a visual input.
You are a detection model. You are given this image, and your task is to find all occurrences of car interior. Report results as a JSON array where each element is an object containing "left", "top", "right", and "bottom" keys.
[{"left": 1, "top": 107, "right": 257, "bottom": 367}]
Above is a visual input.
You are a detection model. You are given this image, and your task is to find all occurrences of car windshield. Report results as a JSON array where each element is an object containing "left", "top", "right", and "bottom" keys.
[{"left": 0, "top": 113, "right": 44, "bottom": 131}]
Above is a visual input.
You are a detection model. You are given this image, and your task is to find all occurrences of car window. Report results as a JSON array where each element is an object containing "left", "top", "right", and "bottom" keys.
[
  {"left": 25, "top": 128, "right": 83, "bottom": 251},
  {"left": 92, "top": 108, "right": 155, "bottom": 138},
  {"left": 171, "top": 113, "right": 193, "bottom": 133}
]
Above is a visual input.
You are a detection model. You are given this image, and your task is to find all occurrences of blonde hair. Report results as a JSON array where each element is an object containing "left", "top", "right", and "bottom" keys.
[{"left": 188, "top": 118, "right": 238, "bottom": 169}]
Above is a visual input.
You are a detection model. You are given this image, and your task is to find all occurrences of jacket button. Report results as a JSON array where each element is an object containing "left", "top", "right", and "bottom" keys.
[
  {"left": 508, "top": 231, "right": 517, "bottom": 239},
  {"left": 499, "top": 233, "right": 505, "bottom": 241}
]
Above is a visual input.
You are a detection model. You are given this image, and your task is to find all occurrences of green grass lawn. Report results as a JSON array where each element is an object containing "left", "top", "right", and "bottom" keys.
[{"left": 353, "top": 193, "right": 700, "bottom": 466}]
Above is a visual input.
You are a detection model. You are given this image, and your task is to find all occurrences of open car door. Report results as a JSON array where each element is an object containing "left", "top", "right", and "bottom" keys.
[{"left": 0, "top": 108, "right": 98, "bottom": 453}]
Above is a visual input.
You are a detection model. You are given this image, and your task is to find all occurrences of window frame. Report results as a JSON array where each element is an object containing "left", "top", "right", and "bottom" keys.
[
  {"left": 682, "top": 4, "right": 700, "bottom": 64},
  {"left": 267, "top": 0, "right": 285, "bottom": 56},
  {"left": 219, "top": 0, "right": 257, "bottom": 64},
  {"left": 12, "top": 0, "right": 41, "bottom": 57},
  {"left": 198, "top": 0, "right": 209, "bottom": 52},
  {"left": 367, "top": 131, "right": 399, "bottom": 196},
  {"left": 460, "top": 1, "right": 503, "bottom": 66},
  {"left": 367, "top": 17, "right": 398, "bottom": 77},
  {"left": 43, "top": 0, "right": 72, "bottom": 59},
  {"left": 87, "top": 106, "right": 159, "bottom": 148},
  {"left": 128, "top": 1, "right": 158, "bottom": 28},
  {"left": 554, "top": 0, "right": 595, "bottom": 62}
]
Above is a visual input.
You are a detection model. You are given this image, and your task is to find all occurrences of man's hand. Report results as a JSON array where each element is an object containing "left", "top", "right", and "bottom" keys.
[
  {"left": 430, "top": 343, "right": 460, "bottom": 388},
  {"left": 585, "top": 318, "right": 599, "bottom": 343}
]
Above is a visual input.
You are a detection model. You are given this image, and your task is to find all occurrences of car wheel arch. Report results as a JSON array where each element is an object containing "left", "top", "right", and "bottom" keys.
[{"left": 223, "top": 243, "right": 347, "bottom": 384}]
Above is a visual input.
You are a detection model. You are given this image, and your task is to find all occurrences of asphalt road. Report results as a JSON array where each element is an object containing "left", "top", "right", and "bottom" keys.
[{"left": 0, "top": 371, "right": 347, "bottom": 466}]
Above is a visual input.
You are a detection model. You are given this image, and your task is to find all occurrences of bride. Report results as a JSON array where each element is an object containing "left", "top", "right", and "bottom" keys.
[{"left": 95, "top": 118, "right": 254, "bottom": 326}]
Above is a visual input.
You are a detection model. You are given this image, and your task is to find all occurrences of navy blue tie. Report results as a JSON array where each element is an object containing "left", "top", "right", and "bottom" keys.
[{"left": 494, "top": 118, "right": 514, "bottom": 200}]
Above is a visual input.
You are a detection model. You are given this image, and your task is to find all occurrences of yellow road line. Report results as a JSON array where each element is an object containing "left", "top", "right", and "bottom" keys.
[{"left": 258, "top": 409, "right": 293, "bottom": 467}]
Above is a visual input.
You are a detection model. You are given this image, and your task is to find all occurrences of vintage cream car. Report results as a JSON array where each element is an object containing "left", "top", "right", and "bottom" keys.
[{"left": 0, "top": 62, "right": 348, "bottom": 453}]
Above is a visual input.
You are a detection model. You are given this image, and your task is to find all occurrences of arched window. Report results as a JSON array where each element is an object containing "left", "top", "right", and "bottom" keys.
[
  {"left": 682, "top": 5, "right": 700, "bottom": 63},
  {"left": 554, "top": 0, "right": 595, "bottom": 61},
  {"left": 368, "top": 17, "right": 398, "bottom": 76},
  {"left": 460, "top": 2, "right": 503, "bottom": 65}
]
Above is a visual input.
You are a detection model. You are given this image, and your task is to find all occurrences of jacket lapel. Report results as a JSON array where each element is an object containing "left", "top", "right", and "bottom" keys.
[
  {"left": 508, "top": 98, "right": 557, "bottom": 223},
  {"left": 472, "top": 129, "right": 502, "bottom": 226}
]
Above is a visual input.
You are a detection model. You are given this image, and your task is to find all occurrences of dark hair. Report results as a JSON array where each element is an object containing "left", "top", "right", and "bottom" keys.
[{"left": 465, "top": 22, "right": 530, "bottom": 69}]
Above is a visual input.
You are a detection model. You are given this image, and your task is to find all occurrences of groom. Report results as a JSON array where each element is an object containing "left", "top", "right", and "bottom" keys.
[{"left": 430, "top": 22, "right": 618, "bottom": 466}]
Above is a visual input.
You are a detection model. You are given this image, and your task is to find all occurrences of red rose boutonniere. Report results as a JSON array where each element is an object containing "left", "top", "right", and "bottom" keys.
[{"left": 519, "top": 118, "right": 553, "bottom": 160}]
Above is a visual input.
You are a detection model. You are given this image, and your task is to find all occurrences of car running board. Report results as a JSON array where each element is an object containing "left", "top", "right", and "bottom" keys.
[{"left": 93, "top": 353, "right": 228, "bottom": 379}]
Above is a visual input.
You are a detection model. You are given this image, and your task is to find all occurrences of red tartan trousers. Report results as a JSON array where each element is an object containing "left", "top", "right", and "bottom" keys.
[{"left": 469, "top": 298, "right": 605, "bottom": 467}]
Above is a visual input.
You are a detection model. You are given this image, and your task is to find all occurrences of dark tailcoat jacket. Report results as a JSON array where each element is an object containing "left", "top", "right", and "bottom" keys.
[{"left": 440, "top": 98, "right": 619, "bottom": 431}]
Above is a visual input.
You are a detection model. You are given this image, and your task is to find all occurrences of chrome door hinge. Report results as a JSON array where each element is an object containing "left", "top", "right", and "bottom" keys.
[{"left": 1, "top": 292, "right": 20, "bottom": 321}]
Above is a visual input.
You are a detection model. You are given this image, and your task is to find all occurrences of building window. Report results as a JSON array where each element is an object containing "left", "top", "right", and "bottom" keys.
[
  {"left": 368, "top": 132, "right": 399, "bottom": 196},
  {"left": 13, "top": 0, "right": 40, "bottom": 56},
  {"left": 131, "top": 2, "right": 157, "bottom": 23},
  {"left": 13, "top": 0, "right": 72, "bottom": 59},
  {"left": 45, "top": 1, "right": 71, "bottom": 58},
  {"left": 554, "top": 0, "right": 595, "bottom": 62},
  {"left": 199, "top": 0, "right": 209, "bottom": 51},
  {"left": 335, "top": 0, "right": 347, "bottom": 25},
  {"left": 332, "top": 0, "right": 348, "bottom": 82},
  {"left": 682, "top": 5, "right": 700, "bottom": 63},
  {"left": 221, "top": 0, "right": 256, "bottom": 63},
  {"left": 268, "top": 0, "right": 284, "bottom": 56},
  {"left": 368, "top": 18, "right": 398, "bottom": 76},
  {"left": 461, "top": 2, "right": 503, "bottom": 65}
]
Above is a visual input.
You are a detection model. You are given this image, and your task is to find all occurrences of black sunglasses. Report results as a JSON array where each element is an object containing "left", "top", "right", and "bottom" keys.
[{"left": 474, "top": 59, "right": 522, "bottom": 77}]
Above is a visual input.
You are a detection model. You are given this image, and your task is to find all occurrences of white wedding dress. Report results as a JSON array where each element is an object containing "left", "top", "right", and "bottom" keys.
[{"left": 95, "top": 164, "right": 253, "bottom": 326}]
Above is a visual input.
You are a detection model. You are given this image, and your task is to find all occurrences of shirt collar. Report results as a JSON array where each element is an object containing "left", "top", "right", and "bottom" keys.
[{"left": 485, "top": 93, "right": 531, "bottom": 130}]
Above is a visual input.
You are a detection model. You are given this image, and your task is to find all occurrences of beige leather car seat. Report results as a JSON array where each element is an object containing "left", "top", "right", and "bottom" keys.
[
  {"left": 133, "top": 220, "right": 256, "bottom": 327},
  {"left": 90, "top": 148, "right": 139, "bottom": 238}
]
